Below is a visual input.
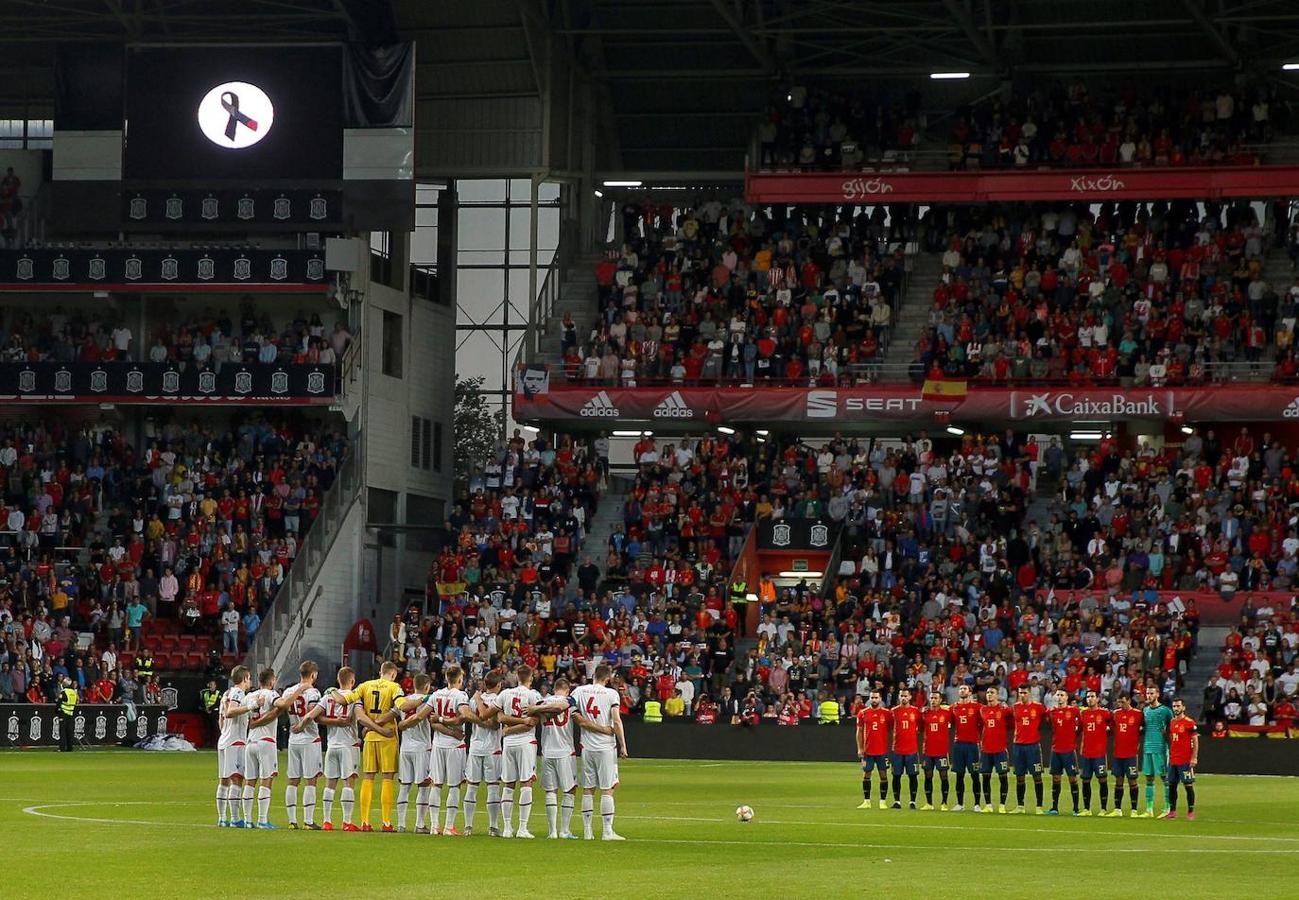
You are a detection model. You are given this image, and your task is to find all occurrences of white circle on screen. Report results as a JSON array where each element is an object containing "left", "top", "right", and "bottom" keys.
[{"left": 197, "top": 81, "right": 275, "bottom": 149}]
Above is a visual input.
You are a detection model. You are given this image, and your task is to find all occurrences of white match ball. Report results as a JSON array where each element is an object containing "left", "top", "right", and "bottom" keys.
[{"left": 735, "top": 805, "right": 754, "bottom": 822}]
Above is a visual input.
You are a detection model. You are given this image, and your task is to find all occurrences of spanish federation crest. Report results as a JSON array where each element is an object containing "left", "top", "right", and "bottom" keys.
[
  {"left": 88, "top": 256, "right": 106, "bottom": 280},
  {"left": 115, "top": 714, "right": 127, "bottom": 739},
  {"left": 52, "top": 256, "right": 70, "bottom": 280},
  {"left": 126, "top": 369, "right": 144, "bottom": 393},
  {"left": 307, "top": 370, "right": 326, "bottom": 394},
  {"left": 273, "top": 195, "right": 291, "bottom": 220},
  {"left": 309, "top": 194, "right": 327, "bottom": 220},
  {"left": 306, "top": 257, "right": 324, "bottom": 281},
  {"left": 74, "top": 714, "right": 86, "bottom": 739},
  {"left": 90, "top": 369, "right": 108, "bottom": 392},
  {"left": 809, "top": 523, "right": 829, "bottom": 547},
  {"left": 165, "top": 194, "right": 183, "bottom": 220},
  {"left": 197, "top": 256, "right": 215, "bottom": 280},
  {"left": 54, "top": 369, "right": 72, "bottom": 392},
  {"left": 269, "top": 256, "right": 288, "bottom": 280},
  {"left": 198, "top": 371, "right": 217, "bottom": 393},
  {"left": 128, "top": 194, "right": 148, "bottom": 220},
  {"left": 237, "top": 195, "right": 255, "bottom": 220},
  {"left": 136, "top": 716, "right": 148, "bottom": 738},
  {"left": 271, "top": 370, "right": 289, "bottom": 394},
  {"left": 233, "top": 257, "right": 252, "bottom": 280},
  {"left": 161, "top": 687, "right": 179, "bottom": 709},
  {"left": 771, "top": 522, "right": 792, "bottom": 547},
  {"left": 162, "top": 370, "right": 180, "bottom": 393},
  {"left": 125, "top": 256, "right": 143, "bottom": 280},
  {"left": 18, "top": 369, "right": 35, "bottom": 392},
  {"left": 201, "top": 195, "right": 219, "bottom": 220},
  {"left": 234, "top": 370, "right": 253, "bottom": 394},
  {"left": 95, "top": 713, "right": 107, "bottom": 740},
  {"left": 15, "top": 256, "right": 32, "bottom": 280},
  {"left": 161, "top": 256, "right": 179, "bottom": 280}
]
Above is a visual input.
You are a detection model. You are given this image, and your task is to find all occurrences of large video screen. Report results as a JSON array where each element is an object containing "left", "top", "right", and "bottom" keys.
[{"left": 124, "top": 45, "right": 342, "bottom": 180}]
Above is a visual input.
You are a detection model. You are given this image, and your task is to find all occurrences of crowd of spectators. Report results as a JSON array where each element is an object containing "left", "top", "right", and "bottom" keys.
[
  {"left": 0, "top": 414, "right": 348, "bottom": 698},
  {"left": 0, "top": 301, "right": 351, "bottom": 369},
  {"left": 560, "top": 197, "right": 911, "bottom": 386},
  {"left": 910, "top": 201, "right": 1295, "bottom": 384},
  {"left": 401, "top": 426, "right": 1222, "bottom": 726},
  {"left": 753, "top": 80, "right": 1277, "bottom": 172},
  {"left": 1202, "top": 608, "right": 1299, "bottom": 732}
]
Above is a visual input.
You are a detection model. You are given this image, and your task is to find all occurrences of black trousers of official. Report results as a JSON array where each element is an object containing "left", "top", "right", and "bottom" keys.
[{"left": 59, "top": 714, "right": 74, "bottom": 752}]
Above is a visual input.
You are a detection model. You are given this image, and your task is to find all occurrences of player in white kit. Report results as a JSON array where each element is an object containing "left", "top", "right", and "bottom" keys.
[
  {"left": 572, "top": 665, "right": 629, "bottom": 840},
  {"left": 294, "top": 666, "right": 379, "bottom": 831},
  {"left": 216, "top": 665, "right": 254, "bottom": 827},
  {"left": 392, "top": 674, "right": 434, "bottom": 832},
  {"left": 243, "top": 667, "right": 310, "bottom": 829},
  {"left": 494, "top": 664, "right": 543, "bottom": 838},
  {"left": 464, "top": 671, "right": 505, "bottom": 836},
  {"left": 529, "top": 676, "right": 580, "bottom": 839},
  {"left": 284, "top": 660, "right": 323, "bottom": 829},
  {"left": 425, "top": 665, "right": 474, "bottom": 835}
]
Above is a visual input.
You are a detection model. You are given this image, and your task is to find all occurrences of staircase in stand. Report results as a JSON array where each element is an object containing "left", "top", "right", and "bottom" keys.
[{"left": 883, "top": 250, "right": 944, "bottom": 370}]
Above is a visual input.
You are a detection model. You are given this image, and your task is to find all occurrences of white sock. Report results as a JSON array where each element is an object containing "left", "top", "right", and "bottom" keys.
[
  {"left": 487, "top": 784, "right": 501, "bottom": 830},
  {"left": 396, "top": 783, "right": 412, "bottom": 830},
  {"left": 258, "top": 786, "right": 271, "bottom": 824},
  {"left": 502, "top": 786, "right": 515, "bottom": 830},
  {"left": 415, "top": 785, "right": 431, "bottom": 829},
  {"left": 518, "top": 786, "right": 533, "bottom": 832},
  {"left": 322, "top": 787, "right": 335, "bottom": 824},
  {"left": 285, "top": 785, "right": 298, "bottom": 825},
  {"left": 546, "top": 791, "right": 559, "bottom": 835},
  {"left": 445, "top": 786, "right": 460, "bottom": 832},
  {"left": 464, "top": 784, "right": 478, "bottom": 830},
  {"left": 561, "top": 792, "right": 575, "bottom": 835},
  {"left": 303, "top": 785, "right": 316, "bottom": 825},
  {"left": 341, "top": 786, "right": 355, "bottom": 824},
  {"left": 430, "top": 785, "right": 443, "bottom": 829},
  {"left": 581, "top": 793, "right": 594, "bottom": 835},
  {"left": 217, "top": 784, "right": 227, "bottom": 822},
  {"left": 600, "top": 794, "right": 615, "bottom": 835},
  {"left": 242, "top": 784, "right": 254, "bottom": 822}
]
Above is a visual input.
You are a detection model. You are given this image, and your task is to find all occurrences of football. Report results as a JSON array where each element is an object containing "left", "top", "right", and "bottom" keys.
[{"left": 735, "top": 805, "right": 754, "bottom": 822}]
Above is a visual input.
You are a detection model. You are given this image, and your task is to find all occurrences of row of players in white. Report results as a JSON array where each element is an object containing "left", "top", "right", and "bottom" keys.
[{"left": 215, "top": 662, "right": 629, "bottom": 839}]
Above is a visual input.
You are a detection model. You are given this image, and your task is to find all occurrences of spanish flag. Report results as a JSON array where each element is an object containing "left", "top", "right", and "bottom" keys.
[{"left": 922, "top": 377, "right": 968, "bottom": 402}]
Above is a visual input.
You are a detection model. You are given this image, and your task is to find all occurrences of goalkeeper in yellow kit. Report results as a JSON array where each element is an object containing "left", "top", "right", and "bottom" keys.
[{"left": 342, "top": 660, "right": 404, "bottom": 831}]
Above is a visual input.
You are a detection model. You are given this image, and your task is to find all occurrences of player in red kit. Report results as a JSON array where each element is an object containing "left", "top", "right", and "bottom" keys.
[
  {"left": 890, "top": 688, "right": 922, "bottom": 809},
  {"left": 977, "top": 687, "right": 1011, "bottom": 813},
  {"left": 920, "top": 692, "right": 953, "bottom": 810},
  {"left": 1108, "top": 693, "right": 1144, "bottom": 816},
  {"left": 1078, "top": 689, "right": 1112, "bottom": 815},
  {"left": 950, "top": 684, "right": 983, "bottom": 811},
  {"left": 1009, "top": 684, "right": 1047, "bottom": 814},
  {"left": 1046, "top": 689, "right": 1081, "bottom": 815},
  {"left": 1164, "top": 698, "right": 1198, "bottom": 820},
  {"left": 855, "top": 690, "right": 892, "bottom": 809}
]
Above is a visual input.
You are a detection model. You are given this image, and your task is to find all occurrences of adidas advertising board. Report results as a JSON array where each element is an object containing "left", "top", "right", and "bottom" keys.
[{"left": 653, "top": 391, "right": 695, "bottom": 418}]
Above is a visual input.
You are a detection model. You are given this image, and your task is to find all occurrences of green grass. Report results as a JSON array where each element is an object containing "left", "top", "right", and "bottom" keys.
[{"left": 3, "top": 751, "right": 1296, "bottom": 899}]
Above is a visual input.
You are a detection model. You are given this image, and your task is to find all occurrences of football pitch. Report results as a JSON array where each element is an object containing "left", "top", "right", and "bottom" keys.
[{"left": 3, "top": 751, "right": 1296, "bottom": 899}]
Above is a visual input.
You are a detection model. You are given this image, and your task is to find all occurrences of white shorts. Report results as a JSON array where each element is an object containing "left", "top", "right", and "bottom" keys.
[
  {"left": 323, "top": 745, "right": 359, "bottom": 780},
  {"left": 399, "top": 747, "right": 431, "bottom": 785},
  {"left": 287, "top": 742, "right": 323, "bottom": 780},
  {"left": 466, "top": 752, "right": 500, "bottom": 784},
  {"left": 540, "top": 755, "right": 577, "bottom": 793},
  {"left": 431, "top": 746, "right": 467, "bottom": 785},
  {"left": 218, "top": 745, "right": 245, "bottom": 780},
  {"left": 501, "top": 743, "right": 537, "bottom": 783},
  {"left": 245, "top": 741, "right": 279, "bottom": 781},
  {"left": 580, "top": 748, "right": 619, "bottom": 790}
]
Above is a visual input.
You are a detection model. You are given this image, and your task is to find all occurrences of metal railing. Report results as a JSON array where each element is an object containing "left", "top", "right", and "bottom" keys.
[
  {"left": 514, "top": 236, "right": 572, "bottom": 371},
  {"left": 244, "top": 446, "right": 363, "bottom": 671}
]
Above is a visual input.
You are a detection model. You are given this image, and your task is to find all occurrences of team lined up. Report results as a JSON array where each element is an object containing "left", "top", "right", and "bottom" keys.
[
  {"left": 213, "top": 660, "right": 629, "bottom": 838},
  {"left": 854, "top": 685, "right": 1199, "bottom": 818}
]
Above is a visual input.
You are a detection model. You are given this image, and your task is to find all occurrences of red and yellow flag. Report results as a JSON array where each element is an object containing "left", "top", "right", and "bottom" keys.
[{"left": 921, "top": 377, "right": 968, "bottom": 402}]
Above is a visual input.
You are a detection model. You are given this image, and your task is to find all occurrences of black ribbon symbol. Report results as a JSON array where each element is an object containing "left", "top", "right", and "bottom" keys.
[{"left": 220, "top": 92, "right": 258, "bottom": 141}]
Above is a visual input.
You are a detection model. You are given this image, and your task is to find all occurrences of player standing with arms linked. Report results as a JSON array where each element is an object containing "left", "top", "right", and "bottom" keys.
[
  {"left": 949, "top": 684, "right": 983, "bottom": 811},
  {"left": 216, "top": 665, "right": 253, "bottom": 827},
  {"left": 463, "top": 671, "right": 505, "bottom": 836},
  {"left": 978, "top": 687, "right": 1011, "bottom": 813},
  {"left": 427, "top": 665, "right": 475, "bottom": 835},
  {"left": 1108, "top": 693, "right": 1144, "bottom": 816},
  {"left": 495, "top": 665, "right": 544, "bottom": 838},
  {"left": 1046, "top": 689, "right": 1081, "bottom": 816},
  {"left": 1077, "top": 689, "right": 1111, "bottom": 816},
  {"left": 1164, "top": 698, "right": 1198, "bottom": 820},
  {"left": 572, "top": 665, "right": 628, "bottom": 840},
  {"left": 1009, "top": 684, "right": 1047, "bottom": 814},
  {"left": 530, "top": 676, "right": 580, "bottom": 838},
  {"left": 284, "top": 661, "right": 323, "bottom": 829},
  {"left": 889, "top": 688, "right": 921, "bottom": 809},
  {"left": 392, "top": 673, "right": 435, "bottom": 832},
  {"left": 855, "top": 689, "right": 892, "bottom": 809},
  {"left": 1141, "top": 685, "right": 1174, "bottom": 817},
  {"left": 243, "top": 668, "right": 310, "bottom": 829},
  {"left": 920, "top": 691, "right": 953, "bottom": 810},
  {"left": 342, "top": 660, "right": 405, "bottom": 831}
]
